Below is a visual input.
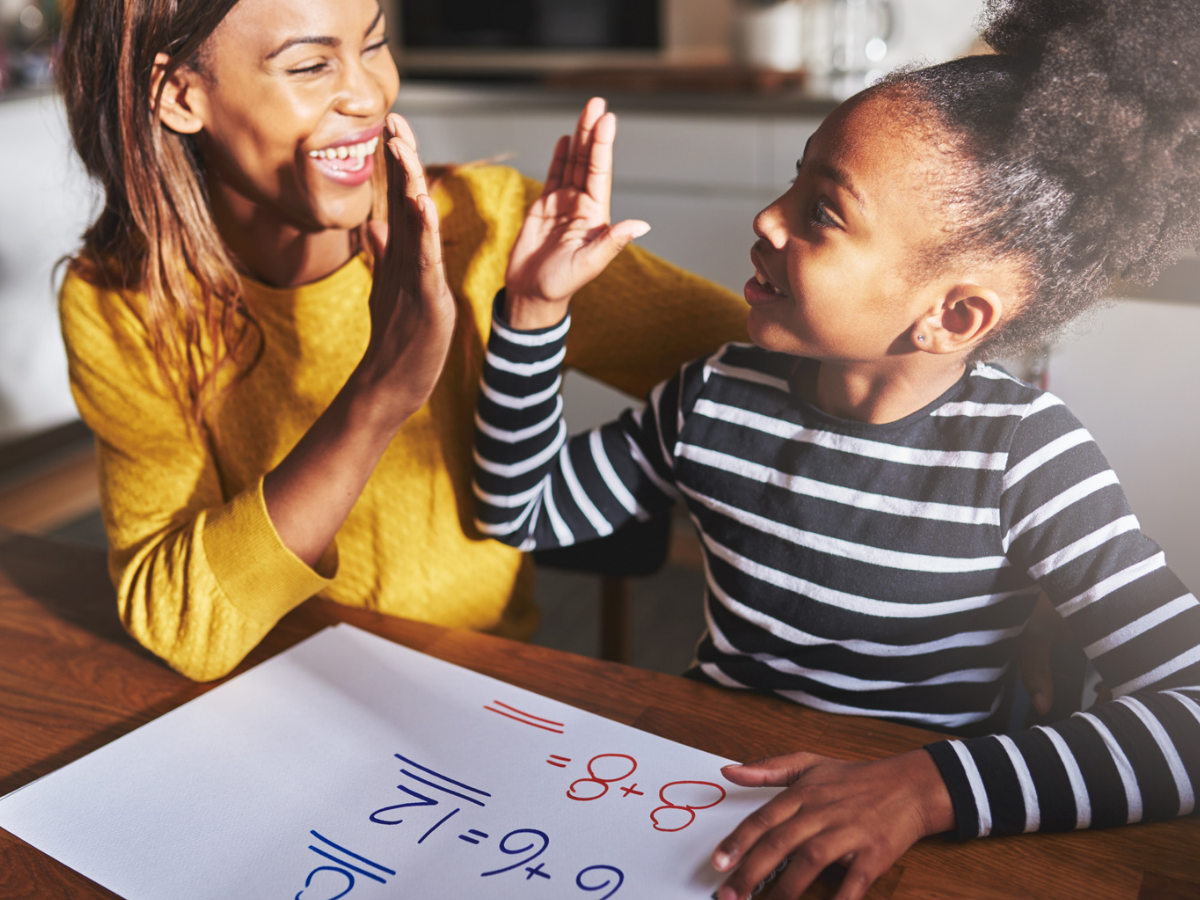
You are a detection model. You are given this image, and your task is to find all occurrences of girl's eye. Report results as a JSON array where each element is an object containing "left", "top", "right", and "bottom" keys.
[
  {"left": 365, "top": 36, "right": 389, "bottom": 54},
  {"left": 810, "top": 199, "right": 837, "bottom": 228}
]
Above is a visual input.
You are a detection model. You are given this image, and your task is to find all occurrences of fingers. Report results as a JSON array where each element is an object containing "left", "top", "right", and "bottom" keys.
[
  {"left": 720, "top": 753, "right": 821, "bottom": 788},
  {"left": 542, "top": 135, "right": 570, "bottom": 198},
  {"left": 568, "top": 97, "right": 606, "bottom": 191},
  {"left": 386, "top": 113, "right": 429, "bottom": 201},
  {"left": 415, "top": 194, "right": 446, "bottom": 275},
  {"left": 568, "top": 219, "right": 650, "bottom": 288},
  {"left": 584, "top": 111, "right": 617, "bottom": 207}
]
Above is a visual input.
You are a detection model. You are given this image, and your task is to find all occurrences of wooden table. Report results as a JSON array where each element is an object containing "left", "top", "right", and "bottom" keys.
[{"left": 0, "top": 530, "right": 1196, "bottom": 900}]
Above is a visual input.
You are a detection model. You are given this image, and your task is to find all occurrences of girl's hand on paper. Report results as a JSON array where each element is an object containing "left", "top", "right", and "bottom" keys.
[
  {"left": 712, "top": 750, "right": 955, "bottom": 900},
  {"left": 504, "top": 97, "right": 650, "bottom": 331},
  {"left": 359, "top": 113, "right": 457, "bottom": 427}
]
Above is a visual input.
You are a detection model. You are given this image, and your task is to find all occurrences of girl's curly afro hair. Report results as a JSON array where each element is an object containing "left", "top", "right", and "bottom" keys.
[{"left": 879, "top": 0, "right": 1200, "bottom": 359}]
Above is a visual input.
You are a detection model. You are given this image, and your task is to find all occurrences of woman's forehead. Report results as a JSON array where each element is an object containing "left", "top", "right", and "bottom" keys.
[{"left": 213, "top": 0, "right": 382, "bottom": 55}]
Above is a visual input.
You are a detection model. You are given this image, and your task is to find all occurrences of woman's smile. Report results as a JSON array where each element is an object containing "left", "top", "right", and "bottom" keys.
[{"left": 306, "top": 124, "right": 382, "bottom": 186}]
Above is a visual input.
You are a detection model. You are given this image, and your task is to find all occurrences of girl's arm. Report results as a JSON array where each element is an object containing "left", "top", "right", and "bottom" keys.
[
  {"left": 924, "top": 402, "right": 1199, "bottom": 838},
  {"left": 710, "top": 401, "right": 1200, "bottom": 900},
  {"left": 474, "top": 99, "right": 689, "bottom": 549}
]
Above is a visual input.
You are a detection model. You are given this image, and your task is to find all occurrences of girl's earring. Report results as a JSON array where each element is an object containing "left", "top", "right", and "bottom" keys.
[{"left": 916, "top": 334, "right": 926, "bottom": 342}]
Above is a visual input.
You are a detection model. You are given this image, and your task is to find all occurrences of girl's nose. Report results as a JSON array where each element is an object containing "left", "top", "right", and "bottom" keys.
[{"left": 753, "top": 199, "right": 787, "bottom": 249}]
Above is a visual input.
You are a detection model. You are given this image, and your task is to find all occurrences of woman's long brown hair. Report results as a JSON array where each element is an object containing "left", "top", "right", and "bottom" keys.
[{"left": 58, "top": 0, "right": 385, "bottom": 432}]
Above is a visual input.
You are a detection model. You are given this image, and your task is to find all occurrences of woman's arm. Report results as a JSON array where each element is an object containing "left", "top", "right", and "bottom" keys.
[
  {"left": 61, "top": 115, "right": 456, "bottom": 681},
  {"left": 263, "top": 114, "right": 456, "bottom": 565}
]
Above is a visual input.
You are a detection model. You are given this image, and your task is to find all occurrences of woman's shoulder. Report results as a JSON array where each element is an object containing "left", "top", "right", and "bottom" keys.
[
  {"left": 430, "top": 163, "right": 540, "bottom": 222},
  {"left": 59, "top": 261, "right": 150, "bottom": 337}
]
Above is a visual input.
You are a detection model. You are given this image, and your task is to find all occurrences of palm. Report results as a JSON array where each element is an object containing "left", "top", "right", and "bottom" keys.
[
  {"left": 505, "top": 98, "right": 649, "bottom": 311},
  {"left": 508, "top": 188, "right": 611, "bottom": 304}
]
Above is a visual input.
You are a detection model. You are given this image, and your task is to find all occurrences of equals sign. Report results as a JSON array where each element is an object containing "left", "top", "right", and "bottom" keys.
[
  {"left": 546, "top": 755, "right": 571, "bottom": 768},
  {"left": 459, "top": 829, "right": 489, "bottom": 845}
]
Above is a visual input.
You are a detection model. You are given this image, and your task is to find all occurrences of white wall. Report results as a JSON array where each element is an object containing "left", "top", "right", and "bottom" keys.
[{"left": 0, "top": 94, "right": 97, "bottom": 443}]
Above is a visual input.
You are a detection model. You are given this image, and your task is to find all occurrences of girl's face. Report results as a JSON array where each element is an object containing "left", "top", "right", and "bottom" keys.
[
  {"left": 189, "top": 0, "right": 399, "bottom": 232},
  {"left": 745, "top": 91, "right": 961, "bottom": 363}
]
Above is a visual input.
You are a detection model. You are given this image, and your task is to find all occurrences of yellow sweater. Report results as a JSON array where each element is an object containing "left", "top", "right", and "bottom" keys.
[{"left": 60, "top": 165, "right": 748, "bottom": 682}]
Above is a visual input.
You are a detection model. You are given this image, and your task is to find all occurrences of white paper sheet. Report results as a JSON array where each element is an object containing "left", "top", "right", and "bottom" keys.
[{"left": 0, "top": 625, "right": 781, "bottom": 899}]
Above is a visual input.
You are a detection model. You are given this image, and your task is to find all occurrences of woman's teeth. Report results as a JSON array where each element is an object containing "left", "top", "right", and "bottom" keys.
[{"left": 308, "top": 136, "right": 380, "bottom": 162}]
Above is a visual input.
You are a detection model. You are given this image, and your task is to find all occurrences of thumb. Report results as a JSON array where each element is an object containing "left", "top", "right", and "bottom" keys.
[
  {"left": 578, "top": 219, "right": 651, "bottom": 272},
  {"left": 720, "top": 753, "right": 821, "bottom": 787}
]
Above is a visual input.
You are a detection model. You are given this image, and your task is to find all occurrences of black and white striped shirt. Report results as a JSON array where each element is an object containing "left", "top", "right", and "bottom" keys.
[{"left": 473, "top": 300, "right": 1200, "bottom": 839}]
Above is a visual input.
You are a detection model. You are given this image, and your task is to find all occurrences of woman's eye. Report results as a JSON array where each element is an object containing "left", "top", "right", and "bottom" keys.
[
  {"left": 287, "top": 61, "right": 328, "bottom": 75},
  {"left": 365, "top": 36, "right": 389, "bottom": 54}
]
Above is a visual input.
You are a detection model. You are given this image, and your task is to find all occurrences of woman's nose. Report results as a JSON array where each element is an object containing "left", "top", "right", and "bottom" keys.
[{"left": 336, "top": 58, "right": 388, "bottom": 118}]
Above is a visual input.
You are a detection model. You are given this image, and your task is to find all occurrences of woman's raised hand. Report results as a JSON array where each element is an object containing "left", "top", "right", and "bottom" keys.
[
  {"left": 358, "top": 113, "right": 457, "bottom": 427},
  {"left": 504, "top": 97, "right": 650, "bottom": 331}
]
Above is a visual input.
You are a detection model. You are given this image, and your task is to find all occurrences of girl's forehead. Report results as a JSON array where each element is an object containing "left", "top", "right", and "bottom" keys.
[{"left": 812, "top": 91, "right": 959, "bottom": 208}]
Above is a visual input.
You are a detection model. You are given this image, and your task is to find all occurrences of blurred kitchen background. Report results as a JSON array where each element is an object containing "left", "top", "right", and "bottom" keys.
[{"left": 1, "top": 0, "right": 1197, "bottom": 668}]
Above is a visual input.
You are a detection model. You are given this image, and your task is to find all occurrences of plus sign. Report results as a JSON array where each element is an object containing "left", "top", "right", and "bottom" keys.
[
  {"left": 525, "top": 863, "right": 551, "bottom": 881},
  {"left": 620, "top": 783, "right": 645, "bottom": 797}
]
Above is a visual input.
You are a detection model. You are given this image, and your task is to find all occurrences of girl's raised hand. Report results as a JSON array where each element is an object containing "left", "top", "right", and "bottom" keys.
[
  {"left": 504, "top": 97, "right": 650, "bottom": 330},
  {"left": 711, "top": 750, "right": 956, "bottom": 900},
  {"left": 358, "top": 113, "right": 458, "bottom": 428}
]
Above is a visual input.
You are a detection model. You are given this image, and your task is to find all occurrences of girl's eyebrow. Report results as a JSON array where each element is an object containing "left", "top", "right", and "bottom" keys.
[
  {"left": 266, "top": 8, "right": 385, "bottom": 60},
  {"left": 796, "top": 137, "right": 866, "bottom": 213}
]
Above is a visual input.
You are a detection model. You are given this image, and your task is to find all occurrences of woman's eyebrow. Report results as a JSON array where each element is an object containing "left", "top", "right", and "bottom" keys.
[{"left": 265, "top": 9, "right": 385, "bottom": 60}]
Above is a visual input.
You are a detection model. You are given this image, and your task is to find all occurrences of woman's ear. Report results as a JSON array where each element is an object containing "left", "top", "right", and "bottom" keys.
[
  {"left": 151, "top": 52, "right": 207, "bottom": 135},
  {"left": 912, "top": 283, "right": 1005, "bottom": 354}
]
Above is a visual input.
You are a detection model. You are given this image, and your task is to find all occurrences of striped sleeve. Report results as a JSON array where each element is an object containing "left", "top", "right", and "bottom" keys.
[
  {"left": 473, "top": 292, "right": 684, "bottom": 551},
  {"left": 927, "top": 399, "right": 1200, "bottom": 838}
]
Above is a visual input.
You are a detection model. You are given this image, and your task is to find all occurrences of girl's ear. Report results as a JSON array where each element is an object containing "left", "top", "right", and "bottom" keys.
[
  {"left": 151, "top": 52, "right": 207, "bottom": 135},
  {"left": 913, "top": 283, "right": 1005, "bottom": 354}
]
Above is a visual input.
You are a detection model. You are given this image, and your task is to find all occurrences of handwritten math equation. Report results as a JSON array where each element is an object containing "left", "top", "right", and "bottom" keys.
[{"left": 292, "top": 699, "right": 730, "bottom": 900}]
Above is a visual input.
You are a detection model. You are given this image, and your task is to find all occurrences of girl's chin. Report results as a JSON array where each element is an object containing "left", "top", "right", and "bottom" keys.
[{"left": 747, "top": 308, "right": 799, "bottom": 352}]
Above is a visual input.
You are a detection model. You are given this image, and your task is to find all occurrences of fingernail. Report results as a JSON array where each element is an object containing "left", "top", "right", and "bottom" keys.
[
  {"left": 713, "top": 851, "right": 732, "bottom": 871},
  {"left": 717, "top": 887, "right": 739, "bottom": 900},
  {"left": 630, "top": 223, "right": 651, "bottom": 239}
]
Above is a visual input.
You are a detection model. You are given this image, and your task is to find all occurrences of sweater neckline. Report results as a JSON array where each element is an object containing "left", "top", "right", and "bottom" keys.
[
  {"left": 239, "top": 254, "right": 370, "bottom": 305},
  {"left": 784, "top": 357, "right": 976, "bottom": 435}
]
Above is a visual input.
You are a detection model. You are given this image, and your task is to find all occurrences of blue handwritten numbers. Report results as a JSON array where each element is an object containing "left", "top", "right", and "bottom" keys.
[
  {"left": 577, "top": 865, "right": 626, "bottom": 900},
  {"left": 294, "top": 831, "right": 395, "bottom": 900},
  {"left": 480, "top": 828, "right": 550, "bottom": 877}
]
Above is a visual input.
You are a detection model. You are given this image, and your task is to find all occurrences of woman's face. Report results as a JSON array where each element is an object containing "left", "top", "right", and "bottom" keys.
[{"left": 189, "top": 0, "right": 399, "bottom": 232}]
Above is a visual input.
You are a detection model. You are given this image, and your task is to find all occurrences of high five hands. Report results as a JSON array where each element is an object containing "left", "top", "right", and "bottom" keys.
[
  {"left": 357, "top": 112, "right": 457, "bottom": 428},
  {"left": 504, "top": 97, "right": 651, "bottom": 331}
]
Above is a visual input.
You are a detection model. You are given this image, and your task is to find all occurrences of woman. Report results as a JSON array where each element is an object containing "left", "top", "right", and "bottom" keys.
[{"left": 57, "top": 0, "right": 749, "bottom": 681}]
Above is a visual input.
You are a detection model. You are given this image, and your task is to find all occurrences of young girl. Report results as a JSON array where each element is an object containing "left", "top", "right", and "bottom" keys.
[{"left": 473, "top": 1, "right": 1200, "bottom": 898}]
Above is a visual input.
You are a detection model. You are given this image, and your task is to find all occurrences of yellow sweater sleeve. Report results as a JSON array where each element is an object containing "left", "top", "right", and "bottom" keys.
[{"left": 59, "top": 275, "right": 334, "bottom": 682}]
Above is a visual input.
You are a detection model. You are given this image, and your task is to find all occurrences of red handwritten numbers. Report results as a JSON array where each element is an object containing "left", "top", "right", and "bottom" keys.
[
  {"left": 564, "top": 754, "right": 726, "bottom": 832},
  {"left": 567, "top": 754, "right": 638, "bottom": 801},
  {"left": 650, "top": 781, "right": 728, "bottom": 833}
]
